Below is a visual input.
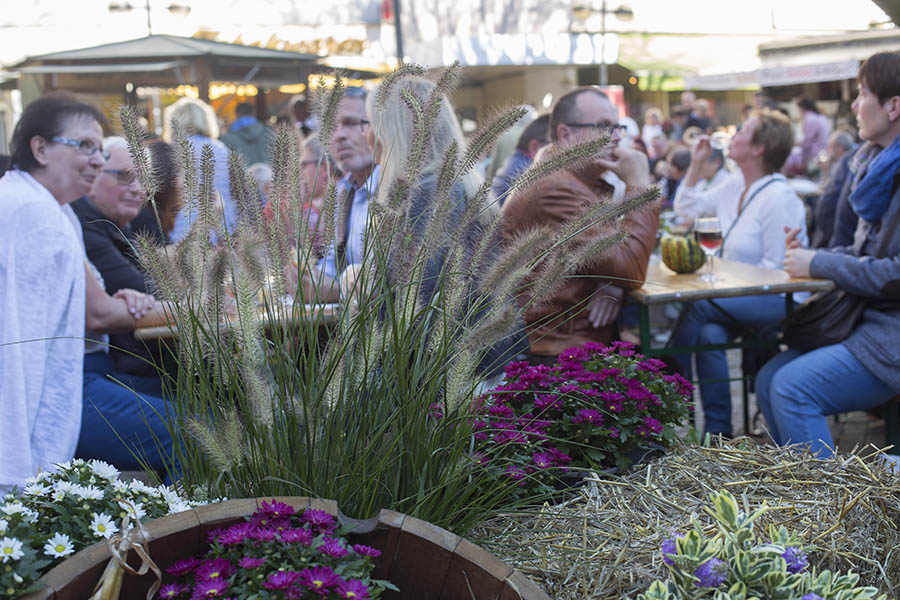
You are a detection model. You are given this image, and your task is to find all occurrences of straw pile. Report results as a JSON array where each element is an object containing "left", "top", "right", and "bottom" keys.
[{"left": 472, "top": 440, "right": 900, "bottom": 599}]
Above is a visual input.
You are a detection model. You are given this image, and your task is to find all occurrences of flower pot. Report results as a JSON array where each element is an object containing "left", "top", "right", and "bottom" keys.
[{"left": 23, "top": 497, "right": 549, "bottom": 600}]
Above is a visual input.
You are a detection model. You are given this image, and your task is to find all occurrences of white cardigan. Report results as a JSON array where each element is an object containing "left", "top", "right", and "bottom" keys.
[
  {"left": 0, "top": 170, "right": 84, "bottom": 492},
  {"left": 674, "top": 172, "right": 808, "bottom": 270}
]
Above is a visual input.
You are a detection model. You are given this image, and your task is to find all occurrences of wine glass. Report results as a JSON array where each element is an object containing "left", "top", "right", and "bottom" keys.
[
  {"left": 709, "top": 132, "right": 732, "bottom": 151},
  {"left": 694, "top": 217, "right": 723, "bottom": 282}
]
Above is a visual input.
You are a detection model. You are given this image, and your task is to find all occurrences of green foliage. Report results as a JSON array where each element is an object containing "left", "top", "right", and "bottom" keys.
[
  {"left": 638, "top": 490, "right": 887, "bottom": 600},
  {"left": 124, "top": 66, "right": 659, "bottom": 536}
]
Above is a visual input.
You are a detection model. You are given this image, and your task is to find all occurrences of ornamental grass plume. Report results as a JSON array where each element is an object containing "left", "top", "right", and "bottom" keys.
[{"left": 123, "top": 64, "right": 659, "bottom": 535}]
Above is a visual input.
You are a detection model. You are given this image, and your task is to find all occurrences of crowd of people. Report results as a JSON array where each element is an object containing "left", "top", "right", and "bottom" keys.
[{"left": 2, "top": 49, "right": 900, "bottom": 491}]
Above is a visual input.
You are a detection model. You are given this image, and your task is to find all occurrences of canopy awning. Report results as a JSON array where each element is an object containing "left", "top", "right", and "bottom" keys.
[{"left": 14, "top": 61, "right": 186, "bottom": 75}]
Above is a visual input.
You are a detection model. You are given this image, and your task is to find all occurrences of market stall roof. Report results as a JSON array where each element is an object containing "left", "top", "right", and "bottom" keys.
[{"left": 6, "top": 34, "right": 377, "bottom": 95}]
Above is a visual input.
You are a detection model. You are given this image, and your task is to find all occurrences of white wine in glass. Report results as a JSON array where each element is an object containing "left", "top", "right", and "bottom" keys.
[{"left": 694, "top": 217, "right": 723, "bottom": 282}]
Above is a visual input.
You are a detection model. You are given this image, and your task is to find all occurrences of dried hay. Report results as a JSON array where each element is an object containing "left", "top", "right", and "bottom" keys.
[{"left": 472, "top": 439, "right": 900, "bottom": 599}]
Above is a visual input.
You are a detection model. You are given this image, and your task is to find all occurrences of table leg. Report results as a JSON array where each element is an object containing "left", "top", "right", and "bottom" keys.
[{"left": 639, "top": 303, "right": 652, "bottom": 352}]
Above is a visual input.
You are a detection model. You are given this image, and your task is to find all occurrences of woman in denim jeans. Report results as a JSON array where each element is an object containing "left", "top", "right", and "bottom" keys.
[{"left": 756, "top": 51, "right": 900, "bottom": 456}]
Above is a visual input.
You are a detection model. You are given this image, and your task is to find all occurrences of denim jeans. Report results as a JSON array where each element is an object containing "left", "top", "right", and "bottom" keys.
[
  {"left": 77, "top": 353, "right": 179, "bottom": 482},
  {"left": 671, "top": 295, "right": 788, "bottom": 436},
  {"left": 755, "top": 343, "right": 895, "bottom": 457}
]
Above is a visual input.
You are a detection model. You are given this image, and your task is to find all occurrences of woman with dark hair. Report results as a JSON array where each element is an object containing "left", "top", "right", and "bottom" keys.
[
  {"left": 757, "top": 52, "right": 900, "bottom": 456},
  {"left": 131, "top": 140, "right": 184, "bottom": 244},
  {"left": 0, "top": 92, "right": 106, "bottom": 491}
]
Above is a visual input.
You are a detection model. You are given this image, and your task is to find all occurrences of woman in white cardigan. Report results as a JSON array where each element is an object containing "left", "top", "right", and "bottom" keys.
[
  {"left": 671, "top": 109, "right": 808, "bottom": 437},
  {"left": 0, "top": 93, "right": 106, "bottom": 492}
]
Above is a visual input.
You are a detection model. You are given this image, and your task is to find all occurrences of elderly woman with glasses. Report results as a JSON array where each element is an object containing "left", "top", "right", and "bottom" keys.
[
  {"left": 67, "top": 136, "right": 179, "bottom": 479},
  {"left": 0, "top": 92, "right": 106, "bottom": 492}
]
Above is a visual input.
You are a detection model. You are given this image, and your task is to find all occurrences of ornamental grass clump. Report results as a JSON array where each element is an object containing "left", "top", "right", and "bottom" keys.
[
  {"left": 0, "top": 459, "right": 204, "bottom": 599},
  {"left": 639, "top": 489, "right": 886, "bottom": 600},
  {"left": 121, "top": 64, "right": 659, "bottom": 534},
  {"left": 160, "top": 500, "right": 394, "bottom": 600},
  {"left": 472, "top": 340, "right": 692, "bottom": 493}
]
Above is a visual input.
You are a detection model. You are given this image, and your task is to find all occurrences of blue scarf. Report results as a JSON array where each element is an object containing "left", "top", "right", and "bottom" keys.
[
  {"left": 849, "top": 134, "right": 900, "bottom": 223},
  {"left": 229, "top": 116, "right": 257, "bottom": 132}
]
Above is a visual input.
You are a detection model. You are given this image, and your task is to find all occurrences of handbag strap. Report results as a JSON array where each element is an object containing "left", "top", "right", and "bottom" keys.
[{"left": 718, "top": 176, "right": 779, "bottom": 256}]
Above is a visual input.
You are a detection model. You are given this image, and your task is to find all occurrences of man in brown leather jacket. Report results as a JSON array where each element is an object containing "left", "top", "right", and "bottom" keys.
[{"left": 501, "top": 87, "right": 660, "bottom": 361}]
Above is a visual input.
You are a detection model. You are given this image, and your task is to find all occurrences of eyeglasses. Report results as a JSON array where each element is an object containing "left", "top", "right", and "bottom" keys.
[
  {"left": 50, "top": 136, "right": 110, "bottom": 160},
  {"left": 102, "top": 168, "right": 138, "bottom": 186},
  {"left": 336, "top": 117, "right": 370, "bottom": 131},
  {"left": 565, "top": 122, "right": 627, "bottom": 132}
]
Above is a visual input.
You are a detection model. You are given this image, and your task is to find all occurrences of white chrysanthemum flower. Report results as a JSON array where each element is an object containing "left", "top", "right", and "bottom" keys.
[
  {"left": 72, "top": 458, "right": 85, "bottom": 467},
  {"left": 54, "top": 460, "right": 72, "bottom": 471},
  {"left": 157, "top": 487, "right": 179, "bottom": 505},
  {"left": 0, "top": 520, "right": 7, "bottom": 534},
  {"left": 23, "top": 483, "right": 51, "bottom": 497},
  {"left": 24, "top": 470, "right": 51, "bottom": 486},
  {"left": 71, "top": 484, "right": 104, "bottom": 500},
  {"left": 118, "top": 501, "right": 146, "bottom": 521},
  {"left": 90, "top": 513, "right": 118, "bottom": 539},
  {"left": 0, "top": 502, "right": 26, "bottom": 516},
  {"left": 127, "top": 479, "right": 160, "bottom": 498},
  {"left": 0, "top": 537, "right": 24, "bottom": 563},
  {"left": 111, "top": 479, "right": 130, "bottom": 494},
  {"left": 43, "top": 532, "right": 74, "bottom": 558},
  {"left": 13, "top": 573, "right": 22, "bottom": 584},
  {"left": 88, "top": 460, "right": 119, "bottom": 481},
  {"left": 167, "top": 501, "right": 192, "bottom": 515}
]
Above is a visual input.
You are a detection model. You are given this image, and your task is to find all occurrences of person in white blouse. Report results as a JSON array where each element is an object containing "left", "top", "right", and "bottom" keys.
[{"left": 671, "top": 109, "right": 808, "bottom": 437}]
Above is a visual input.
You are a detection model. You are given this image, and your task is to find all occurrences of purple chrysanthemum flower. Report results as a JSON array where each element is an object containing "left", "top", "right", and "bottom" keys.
[
  {"left": 352, "top": 544, "right": 382, "bottom": 558},
  {"left": 533, "top": 394, "right": 562, "bottom": 412},
  {"left": 335, "top": 578, "right": 371, "bottom": 600},
  {"left": 218, "top": 522, "right": 253, "bottom": 546},
  {"left": 493, "top": 430, "right": 527, "bottom": 445},
  {"left": 643, "top": 416, "right": 663, "bottom": 435},
  {"left": 800, "top": 595, "right": 824, "bottom": 600},
  {"left": 532, "top": 451, "right": 555, "bottom": 468},
  {"left": 319, "top": 536, "right": 349, "bottom": 558},
  {"left": 694, "top": 558, "right": 728, "bottom": 588},
  {"left": 262, "top": 570, "right": 301, "bottom": 590},
  {"left": 250, "top": 526, "right": 277, "bottom": 542},
  {"left": 238, "top": 556, "right": 266, "bottom": 569},
  {"left": 546, "top": 447, "right": 572, "bottom": 464},
  {"left": 782, "top": 546, "right": 808, "bottom": 574},
  {"left": 503, "top": 360, "right": 531, "bottom": 379},
  {"left": 301, "top": 509, "right": 336, "bottom": 532},
  {"left": 428, "top": 402, "right": 445, "bottom": 421},
  {"left": 637, "top": 358, "right": 667, "bottom": 373},
  {"left": 660, "top": 534, "right": 683, "bottom": 565},
  {"left": 191, "top": 578, "right": 230, "bottom": 599},
  {"left": 558, "top": 346, "right": 590, "bottom": 364},
  {"left": 572, "top": 409, "right": 604, "bottom": 425},
  {"left": 297, "top": 566, "right": 341, "bottom": 596},
  {"left": 166, "top": 558, "right": 201, "bottom": 577},
  {"left": 259, "top": 499, "right": 296, "bottom": 518},
  {"left": 205, "top": 528, "right": 223, "bottom": 544},
  {"left": 195, "top": 558, "right": 233, "bottom": 582},
  {"left": 158, "top": 583, "right": 188, "bottom": 599},
  {"left": 487, "top": 404, "right": 515, "bottom": 419},
  {"left": 607, "top": 427, "right": 620, "bottom": 438},
  {"left": 281, "top": 527, "right": 314, "bottom": 545},
  {"left": 504, "top": 464, "right": 527, "bottom": 483}
]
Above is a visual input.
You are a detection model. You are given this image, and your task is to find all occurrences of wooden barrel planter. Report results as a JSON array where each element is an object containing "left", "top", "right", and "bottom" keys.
[{"left": 25, "top": 497, "right": 549, "bottom": 600}]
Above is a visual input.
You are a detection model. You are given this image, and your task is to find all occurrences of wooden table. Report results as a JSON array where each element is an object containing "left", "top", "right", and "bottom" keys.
[
  {"left": 134, "top": 303, "right": 340, "bottom": 341},
  {"left": 628, "top": 258, "right": 835, "bottom": 431}
]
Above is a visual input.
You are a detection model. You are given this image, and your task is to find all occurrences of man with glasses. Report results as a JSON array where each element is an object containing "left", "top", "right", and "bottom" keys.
[
  {"left": 303, "top": 86, "right": 378, "bottom": 302},
  {"left": 501, "top": 86, "right": 660, "bottom": 363}
]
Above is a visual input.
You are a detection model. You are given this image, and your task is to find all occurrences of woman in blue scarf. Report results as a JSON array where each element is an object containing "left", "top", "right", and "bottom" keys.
[{"left": 756, "top": 51, "right": 900, "bottom": 457}]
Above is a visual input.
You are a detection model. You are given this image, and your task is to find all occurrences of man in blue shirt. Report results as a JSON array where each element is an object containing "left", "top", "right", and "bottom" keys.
[
  {"left": 490, "top": 114, "right": 550, "bottom": 206},
  {"left": 303, "top": 87, "right": 378, "bottom": 302}
]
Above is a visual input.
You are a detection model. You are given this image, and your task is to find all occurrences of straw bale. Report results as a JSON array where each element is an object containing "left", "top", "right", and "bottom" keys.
[{"left": 472, "top": 439, "right": 900, "bottom": 599}]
